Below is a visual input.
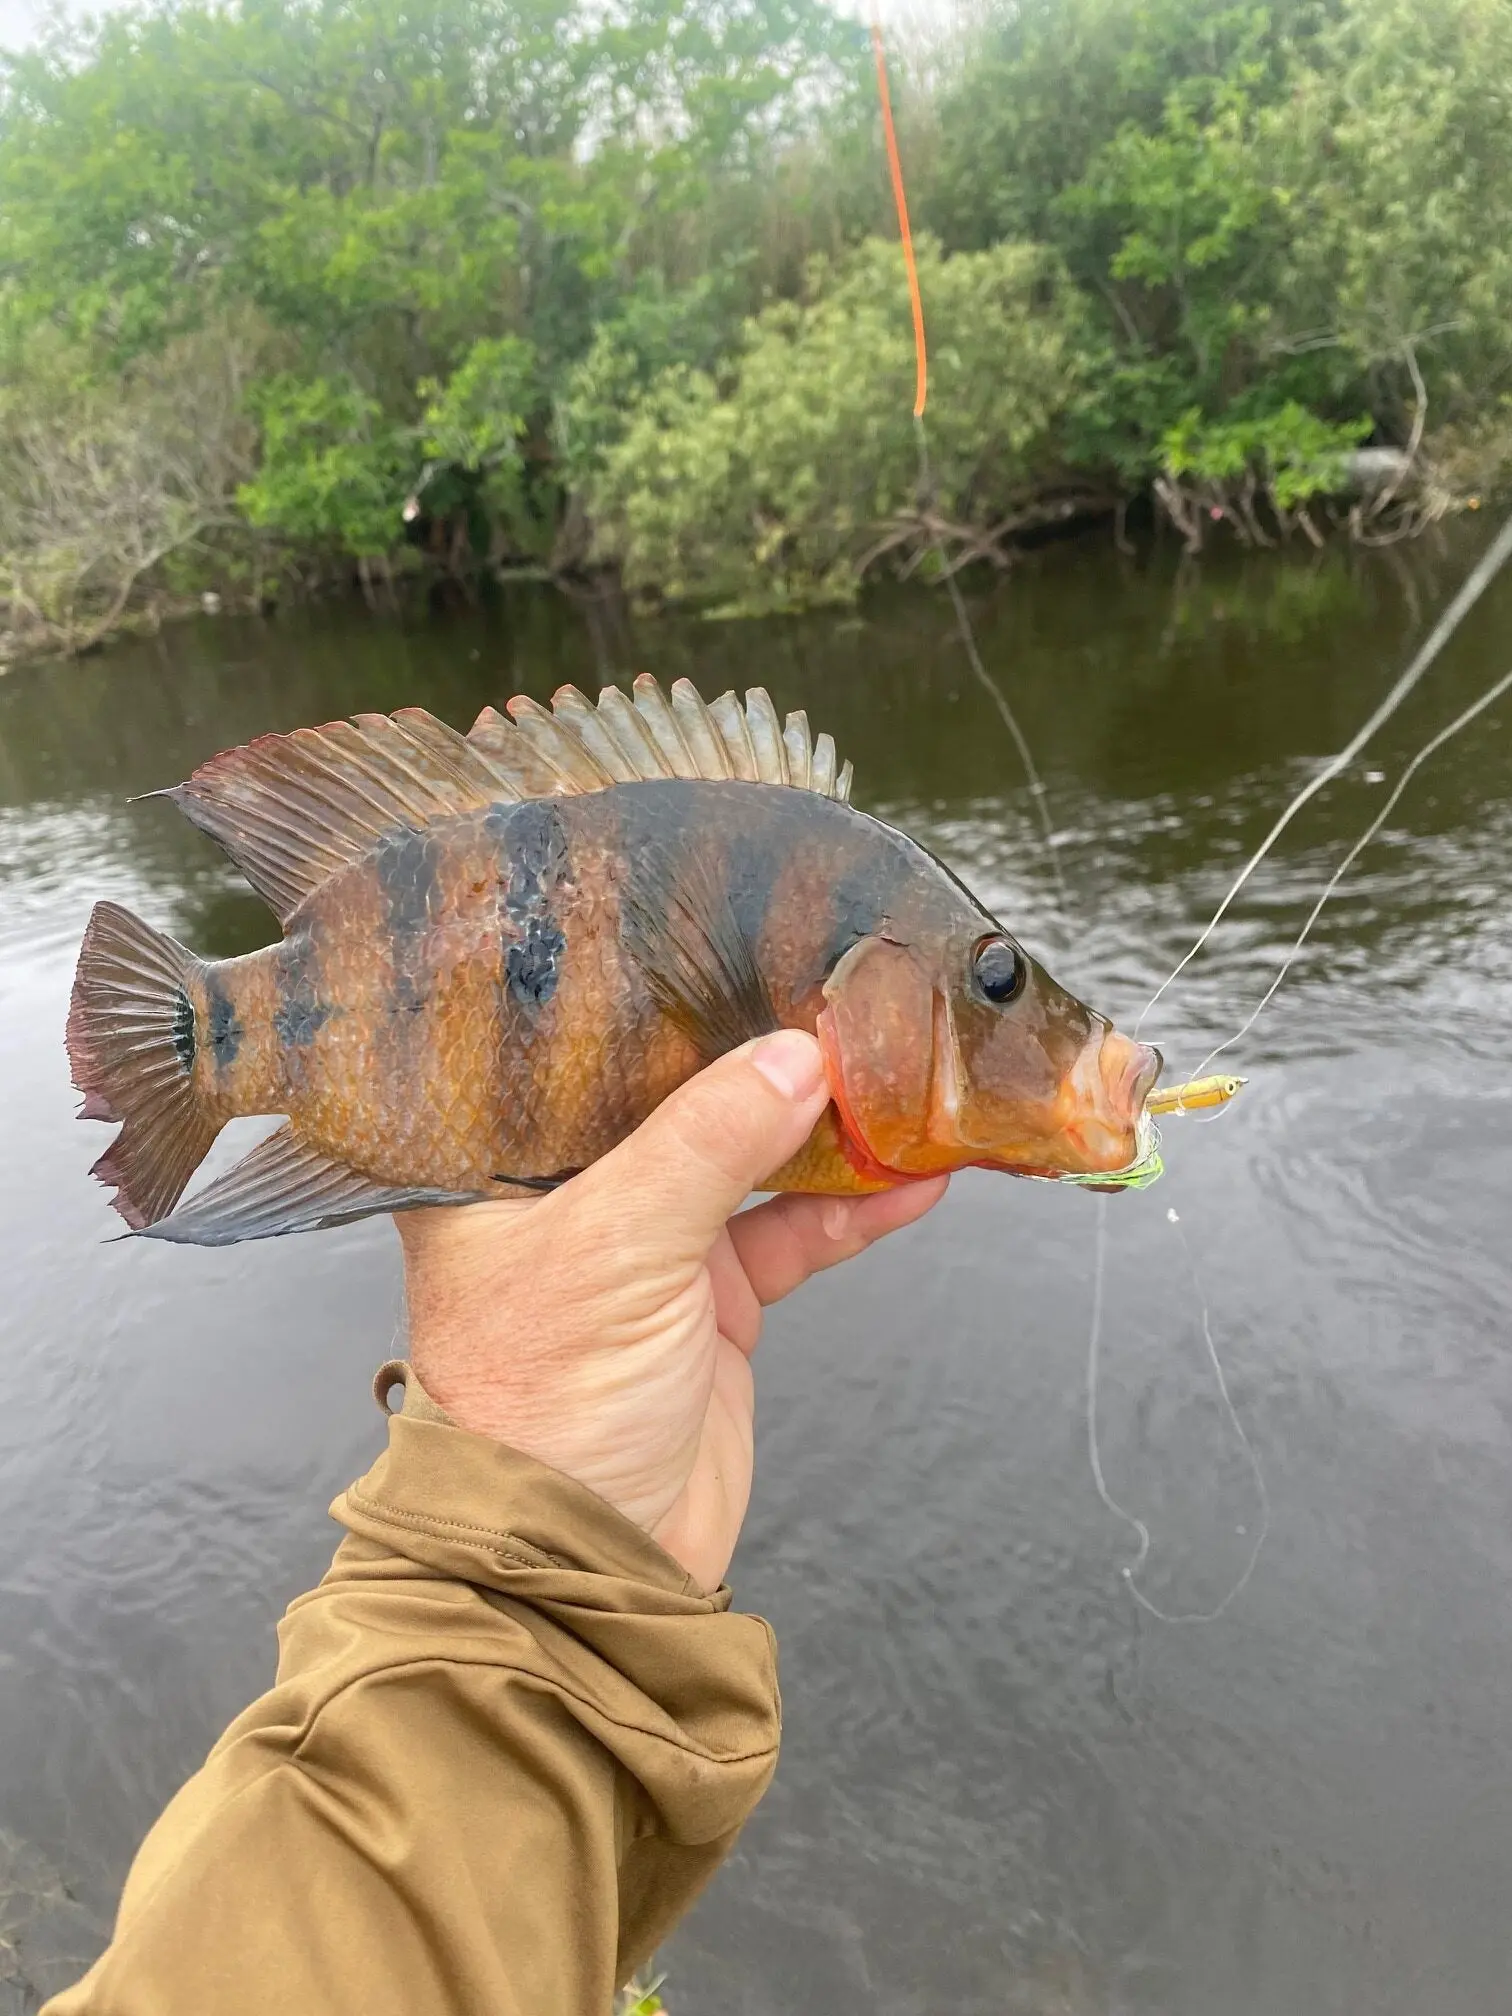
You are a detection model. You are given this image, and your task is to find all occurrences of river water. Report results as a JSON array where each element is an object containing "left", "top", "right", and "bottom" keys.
[{"left": 2, "top": 537, "right": 1511, "bottom": 2014}]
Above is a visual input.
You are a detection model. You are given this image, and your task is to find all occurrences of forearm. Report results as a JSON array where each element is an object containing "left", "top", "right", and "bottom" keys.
[{"left": 45, "top": 1365, "right": 781, "bottom": 2016}]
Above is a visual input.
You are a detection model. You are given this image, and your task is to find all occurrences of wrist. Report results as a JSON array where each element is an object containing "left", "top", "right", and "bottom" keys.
[{"left": 406, "top": 1338, "right": 556, "bottom": 1465}]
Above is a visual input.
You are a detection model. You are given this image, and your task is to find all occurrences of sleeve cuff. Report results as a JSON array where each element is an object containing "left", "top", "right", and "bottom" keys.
[
  {"left": 338, "top": 1358, "right": 733, "bottom": 1609},
  {"left": 322, "top": 1361, "right": 781, "bottom": 1849}
]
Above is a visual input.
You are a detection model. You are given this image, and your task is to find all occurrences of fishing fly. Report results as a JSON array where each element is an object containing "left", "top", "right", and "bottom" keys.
[{"left": 1145, "top": 1076, "right": 1246, "bottom": 1117}]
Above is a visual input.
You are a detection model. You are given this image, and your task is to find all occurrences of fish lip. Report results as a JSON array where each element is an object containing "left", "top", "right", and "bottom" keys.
[
  {"left": 1117, "top": 1040, "right": 1163, "bottom": 1117},
  {"left": 979, "top": 1038, "right": 1162, "bottom": 1181}
]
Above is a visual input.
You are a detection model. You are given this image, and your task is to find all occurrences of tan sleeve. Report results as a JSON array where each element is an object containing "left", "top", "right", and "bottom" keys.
[{"left": 44, "top": 1364, "right": 781, "bottom": 2016}]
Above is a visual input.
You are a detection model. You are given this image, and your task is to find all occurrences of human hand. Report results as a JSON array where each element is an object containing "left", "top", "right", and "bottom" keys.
[{"left": 397, "top": 1030, "right": 948, "bottom": 1591}]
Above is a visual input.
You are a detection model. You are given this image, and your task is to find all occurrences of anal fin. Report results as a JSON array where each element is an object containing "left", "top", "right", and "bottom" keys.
[{"left": 138, "top": 1125, "right": 484, "bottom": 1246}]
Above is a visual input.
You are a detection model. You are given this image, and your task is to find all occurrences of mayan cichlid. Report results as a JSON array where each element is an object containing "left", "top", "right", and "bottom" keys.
[{"left": 65, "top": 675, "right": 1165, "bottom": 1244}]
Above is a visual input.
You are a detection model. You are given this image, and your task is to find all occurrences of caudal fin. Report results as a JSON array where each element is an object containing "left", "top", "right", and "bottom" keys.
[{"left": 65, "top": 901, "right": 220, "bottom": 1230}]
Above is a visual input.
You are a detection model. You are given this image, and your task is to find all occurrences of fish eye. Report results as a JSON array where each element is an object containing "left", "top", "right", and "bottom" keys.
[{"left": 972, "top": 935, "right": 1025, "bottom": 1004}]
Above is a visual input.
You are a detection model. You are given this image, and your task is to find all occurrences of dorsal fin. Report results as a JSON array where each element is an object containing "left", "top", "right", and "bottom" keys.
[
  {"left": 163, "top": 682, "right": 854, "bottom": 927},
  {"left": 163, "top": 707, "right": 526, "bottom": 925},
  {"left": 467, "top": 677, "right": 854, "bottom": 804}
]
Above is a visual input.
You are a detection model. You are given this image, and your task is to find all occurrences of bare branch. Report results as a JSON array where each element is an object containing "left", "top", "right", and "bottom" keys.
[
  {"left": 1361, "top": 337, "right": 1428, "bottom": 528},
  {"left": 0, "top": 318, "right": 263, "bottom": 660}
]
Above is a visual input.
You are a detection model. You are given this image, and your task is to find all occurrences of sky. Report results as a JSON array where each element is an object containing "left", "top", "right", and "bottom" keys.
[
  {"left": 0, "top": 0, "right": 78, "bottom": 51},
  {"left": 0, "top": 0, "right": 47, "bottom": 44}
]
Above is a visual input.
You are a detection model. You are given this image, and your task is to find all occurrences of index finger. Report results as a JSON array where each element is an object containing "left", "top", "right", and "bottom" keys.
[{"left": 726, "top": 1177, "right": 949, "bottom": 1315}]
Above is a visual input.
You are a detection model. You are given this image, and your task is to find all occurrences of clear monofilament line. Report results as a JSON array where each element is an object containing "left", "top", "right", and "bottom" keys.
[
  {"left": 1136, "top": 510, "right": 1512, "bottom": 1037},
  {"left": 1183, "top": 662, "right": 1512, "bottom": 1084},
  {"left": 1087, "top": 1197, "right": 1270, "bottom": 1625},
  {"left": 871, "top": 17, "right": 1070, "bottom": 931},
  {"left": 1085, "top": 1198, "right": 1152, "bottom": 1585},
  {"left": 914, "top": 418, "right": 1072, "bottom": 924}
]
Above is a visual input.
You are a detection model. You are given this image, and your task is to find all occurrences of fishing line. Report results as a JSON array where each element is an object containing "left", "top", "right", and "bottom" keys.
[
  {"left": 1092, "top": 634, "right": 1512, "bottom": 1615},
  {"left": 1090, "top": 532, "right": 1512, "bottom": 1614},
  {"left": 1093, "top": 597, "right": 1512, "bottom": 1613},
  {"left": 872, "top": 11, "right": 1255, "bottom": 1618},
  {"left": 870, "top": 19, "right": 1069, "bottom": 923},
  {"left": 869, "top": 19, "right": 1308, "bottom": 1625},
  {"left": 915, "top": 418, "right": 1073, "bottom": 920},
  {"left": 1182, "top": 661, "right": 1512, "bottom": 1083},
  {"left": 1136, "top": 508, "right": 1512, "bottom": 1036},
  {"left": 1087, "top": 1197, "right": 1269, "bottom": 1624},
  {"left": 871, "top": 18, "right": 926, "bottom": 425}
]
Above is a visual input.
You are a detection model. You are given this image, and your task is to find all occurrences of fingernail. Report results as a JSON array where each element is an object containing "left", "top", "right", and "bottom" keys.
[{"left": 749, "top": 1029, "right": 826, "bottom": 1102}]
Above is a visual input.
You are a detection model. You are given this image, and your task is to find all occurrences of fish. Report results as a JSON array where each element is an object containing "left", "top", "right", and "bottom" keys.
[{"left": 64, "top": 675, "right": 1164, "bottom": 1245}]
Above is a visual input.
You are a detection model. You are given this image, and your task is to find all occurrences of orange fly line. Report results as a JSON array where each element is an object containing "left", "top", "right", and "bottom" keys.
[
  {"left": 868, "top": 14, "right": 1067, "bottom": 917},
  {"left": 870, "top": 18, "right": 927, "bottom": 419}
]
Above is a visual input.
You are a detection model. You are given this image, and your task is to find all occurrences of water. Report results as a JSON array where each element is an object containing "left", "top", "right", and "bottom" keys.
[{"left": 3, "top": 536, "right": 1512, "bottom": 2013}]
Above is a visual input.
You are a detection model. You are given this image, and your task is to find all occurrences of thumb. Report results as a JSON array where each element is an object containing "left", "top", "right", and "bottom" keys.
[{"left": 584, "top": 1030, "right": 831, "bottom": 1261}]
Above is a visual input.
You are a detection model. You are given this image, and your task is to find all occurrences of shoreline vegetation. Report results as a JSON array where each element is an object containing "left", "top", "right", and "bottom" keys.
[{"left": 2, "top": 0, "right": 1511, "bottom": 665}]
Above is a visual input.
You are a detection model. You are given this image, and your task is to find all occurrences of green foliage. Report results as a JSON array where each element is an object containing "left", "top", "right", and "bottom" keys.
[
  {"left": 1, "top": 0, "right": 1510, "bottom": 636},
  {"left": 1163, "top": 402, "right": 1372, "bottom": 509},
  {"left": 588, "top": 238, "right": 1094, "bottom": 610},
  {"left": 418, "top": 332, "right": 537, "bottom": 537},
  {"left": 0, "top": 0, "right": 853, "bottom": 601},
  {"left": 0, "top": 316, "right": 262, "bottom": 652},
  {"left": 555, "top": 269, "right": 750, "bottom": 490},
  {"left": 419, "top": 338, "right": 535, "bottom": 473},
  {"left": 1262, "top": 0, "right": 1512, "bottom": 387},
  {"left": 239, "top": 374, "right": 413, "bottom": 555},
  {"left": 915, "top": 0, "right": 1512, "bottom": 540},
  {"left": 926, "top": 0, "right": 1323, "bottom": 256}
]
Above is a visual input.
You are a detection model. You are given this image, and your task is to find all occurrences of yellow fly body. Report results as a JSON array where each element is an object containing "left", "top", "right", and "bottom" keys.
[{"left": 1146, "top": 1074, "right": 1247, "bottom": 1116}]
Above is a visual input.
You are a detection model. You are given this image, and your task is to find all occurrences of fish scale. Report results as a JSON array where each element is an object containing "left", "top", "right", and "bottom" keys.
[{"left": 64, "top": 679, "right": 1162, "bottom": 1244}]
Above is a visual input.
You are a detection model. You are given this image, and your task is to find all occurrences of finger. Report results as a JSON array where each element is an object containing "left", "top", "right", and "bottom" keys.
[
  {"left": 706, "top": 1224, "right": 763, "bottom": 1355},
  {"left": 578, "top": 1030, "right": 831, "bottom": 1263},
  {"left": 726, "top": 1175, "right": 949, "bottom": 1314}
]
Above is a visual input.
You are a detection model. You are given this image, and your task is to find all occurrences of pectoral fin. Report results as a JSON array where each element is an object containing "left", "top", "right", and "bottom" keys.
[{"left": 620, "top": 847, "right": 778, "bottom": 1062}]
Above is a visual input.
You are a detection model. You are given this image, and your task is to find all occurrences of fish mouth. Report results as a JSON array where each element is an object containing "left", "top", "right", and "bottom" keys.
[
  {"left": 817, "top": 997, "right": 1166, "bottom": 1188},
  {"left": 1028, "top": 1030, "right": 1164, "bottom": 1177},
  {"left": 958, "top": 1034, "right": 1164, "bottom": 1184},
  {"left": 1109, "top": 1036, "right": 1163, "bottom": 1117}
]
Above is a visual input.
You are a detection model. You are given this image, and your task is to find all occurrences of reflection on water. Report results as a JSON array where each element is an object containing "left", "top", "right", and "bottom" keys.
[{"left": 3, "top": 533, "right": 1512, "bottom": 2013}]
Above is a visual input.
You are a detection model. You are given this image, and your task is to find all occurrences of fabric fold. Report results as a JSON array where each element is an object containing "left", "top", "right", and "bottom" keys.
[{"left": 45, "top": 1360, "right": 781, "bottom": 2016}]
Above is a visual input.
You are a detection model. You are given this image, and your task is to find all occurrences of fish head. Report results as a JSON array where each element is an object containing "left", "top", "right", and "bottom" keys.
[{"left": 817, "top": 928, "right": 1161, "bottom": 1182}]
